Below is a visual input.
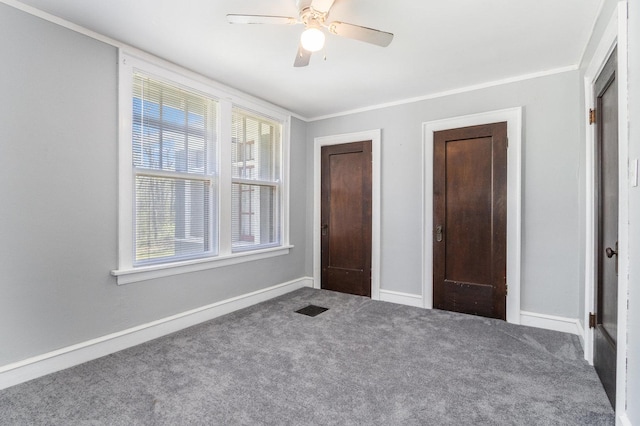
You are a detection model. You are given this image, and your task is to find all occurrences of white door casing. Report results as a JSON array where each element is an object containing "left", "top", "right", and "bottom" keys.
[
  {"left": 313, "top": 129, "right": 381, "bottom": 300},
  {"left": 423, "top": 108, "right": 522, "bottom": 324}
]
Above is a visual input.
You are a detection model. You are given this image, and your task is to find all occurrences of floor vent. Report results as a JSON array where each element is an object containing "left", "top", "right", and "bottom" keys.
[{"left": 295, "top": 305, "right": 329, "bottom": 317}]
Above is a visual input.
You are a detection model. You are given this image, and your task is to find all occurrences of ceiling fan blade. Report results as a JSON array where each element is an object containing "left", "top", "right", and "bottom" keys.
[
  {"left": 327, "top": 21, "right": 394, "bottom": 47},
  {"left": 294, "top": 44, "right": 312, "bottom": 67},
  {"left": 226, "top": 14, "right": 298, "bottom": 25},
  {"left": 310, "top": 0, "right": 336, "bottom": 13}
]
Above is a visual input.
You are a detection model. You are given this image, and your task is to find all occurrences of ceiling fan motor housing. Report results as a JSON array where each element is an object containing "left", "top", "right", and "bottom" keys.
[{"left": 299, "top": 6, "right": 327, "bottom": 28}]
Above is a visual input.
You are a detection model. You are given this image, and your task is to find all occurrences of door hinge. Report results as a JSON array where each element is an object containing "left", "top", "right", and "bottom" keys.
[
  {"left": 589, "top": 108, "right": 596, "bottom": 125},
  {"left": 505, "top": 284, "right": 508, "bottom": 295},
  {"left": 589, "top": 312, "right": 596, "bottom": 329}
]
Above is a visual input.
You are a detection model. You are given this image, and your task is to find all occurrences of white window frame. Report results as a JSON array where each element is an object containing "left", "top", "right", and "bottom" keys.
[{"left": 112, "top": 51, "right": 291, "bottom": 285}]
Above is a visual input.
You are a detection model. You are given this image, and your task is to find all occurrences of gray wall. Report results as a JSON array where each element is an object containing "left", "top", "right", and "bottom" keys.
[
  {"left": 0, "top": 4, "right": 308, "bottom": 366},
  {"left": 625, "top": 0, "right": 640, "bottom": 421},
  {"left": 306, "top": 71, "right": 583, "bottom": 318}
]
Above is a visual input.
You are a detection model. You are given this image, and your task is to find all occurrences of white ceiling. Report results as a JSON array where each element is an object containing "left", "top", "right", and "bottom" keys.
[{"left": 15, "top": 0, "right": 602, "bottom": 119}]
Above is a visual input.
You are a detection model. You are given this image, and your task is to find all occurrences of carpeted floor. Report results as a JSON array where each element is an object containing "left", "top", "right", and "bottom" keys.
[{"left": 0, "top": 288, "right": 614, "bottom": 425}]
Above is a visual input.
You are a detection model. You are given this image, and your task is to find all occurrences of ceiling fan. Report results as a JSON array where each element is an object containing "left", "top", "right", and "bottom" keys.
[{"left": 227, "top": 0, "right": 394, "bottom": 67}]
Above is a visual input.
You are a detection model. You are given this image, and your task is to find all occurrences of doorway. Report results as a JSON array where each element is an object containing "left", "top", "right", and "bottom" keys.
[
  {"left": 321, "top": 141, "right": 372, "bottom": 296},
  {"left": 313, "top": 129, "right": 381, "bottom": 300},
  {"left": 592, "top": 47, "right": 618, "bottom": 408},
  {"left": 432, "top": 122, "right": 508, "bottom": 319},
  {"left": 582, "top": 5, "right": 629, "bottom": 414},
  {"left": 423, "top": 108, "right": 522, "bottom": 322}
]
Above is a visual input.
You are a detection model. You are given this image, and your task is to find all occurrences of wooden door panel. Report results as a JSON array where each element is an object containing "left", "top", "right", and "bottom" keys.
[
  {"left": 321, "top": 141, "right": 372, "bottom": 297},
  {"left": 326, "top": 268, "right": 364, "bottom": 295},
  {"left": 599, "top": 70, "right": 618, "bottom": 344},
  {"left": 594, "top": 330, "right": 617, "bottom": 406},
  {"left": 328, "top": 152, "right": 364, "bottom": 270},
  {"left": 594, "top": 47, "right": 618, "bottom": 408},
  {"left": 443, "top": 281, "right": 494, "bottom": 318},
  {"left": 433, "top": 122, "right": 507, "bottom": 320},
  {"left": 444, "top": 137, "right": 493, "bottom": 285}
]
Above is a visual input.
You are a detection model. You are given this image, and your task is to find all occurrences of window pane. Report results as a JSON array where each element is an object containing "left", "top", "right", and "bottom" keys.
[
  {"left": 231, "top": 108, "right": 280, "bottom": 181},
  {"left": 231, "top": 184, "right": 279, "bottom": 251},
  {"left": 135, "top": 175, "right": 211, "bottom": 263},
  {"left": 133, "top": 74, "right": 217, "bottom": 175}
]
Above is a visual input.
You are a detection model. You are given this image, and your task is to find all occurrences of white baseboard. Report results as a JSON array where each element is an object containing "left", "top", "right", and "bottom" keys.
[
  {"left": 378, "top": 292, "right": 584, "bottom": 338},
  {"left": 379, "top": 289, "right": 424, "bottom": 308},
  {"left": 618, "top": 412, "right": 632, "bottom": 426},
  {"left": 379, "top": 291, "right": 584, "bottom": 338},
  {"left": 520, "top": 310, "right": 582, "bottom": 336},
  {"left": 0, "top": 277, "right": 313, "bottom": 391},
  {"left": 575, "top": 320, "right": 585, "bottom": 347}
]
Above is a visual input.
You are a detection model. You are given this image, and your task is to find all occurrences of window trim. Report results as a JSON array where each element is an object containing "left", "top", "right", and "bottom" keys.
[
  {"left": 112, "top": 51, "right": 291, "bottom": 285},
  {"left": 112, "top": 245, "right": 293, "bottom": 285}
]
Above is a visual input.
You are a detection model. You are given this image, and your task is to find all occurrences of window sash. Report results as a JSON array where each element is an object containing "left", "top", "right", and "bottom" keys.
[
  {"left": 134, "top": 168, "right": 218, "bottom": 264},
  {"left": 133, "top": 73, "right": 217, "bottom": 176},
  {"left": 134, "top": 174, "right": 215, "bottom": 265},
  {"left": 231, "top": 107, "right": 281, "bottom": 183},
  {"left": 231, "top": 182, "right": 280, "bottom": 252},
  {"left": 132, "top": 72, "right": 218, "bottom": 265}
]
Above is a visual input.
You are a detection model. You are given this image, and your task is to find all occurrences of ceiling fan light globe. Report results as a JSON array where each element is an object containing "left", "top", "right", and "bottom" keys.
[{"left": 301, "top": 27, "right": 325, "bottom": 52}]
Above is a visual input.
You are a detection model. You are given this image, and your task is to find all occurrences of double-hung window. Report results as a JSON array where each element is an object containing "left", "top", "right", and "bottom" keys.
[
  {"left": 113, "top": 53, "right": 290, "bottom": 284},
  {"left": 231, "top": 108, "right": 281, "bottom": 251},
  {"left": 133, "top": 74, "right": 218, "bottom": 264}
]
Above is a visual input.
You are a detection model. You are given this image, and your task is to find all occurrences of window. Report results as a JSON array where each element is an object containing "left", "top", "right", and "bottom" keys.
[
  {"left": 113, "top": 53, "right": 291, "bottom": 284},
  {"left": 133, "top": 74, "right": 218, "bottom": 264},
  {"left": 231, "top": 108, "right": 281, "bottom": 251}
]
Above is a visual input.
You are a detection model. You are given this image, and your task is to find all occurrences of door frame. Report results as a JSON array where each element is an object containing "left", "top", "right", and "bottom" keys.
[
  {"left": 423, "top": 108, "right": 522, "bottom": 323},
  {"left": 583, "top": 3, "right": 629, "bottom": 417},
  {"left": 313, "top": 129, "right": 381, "bottom": 300}
]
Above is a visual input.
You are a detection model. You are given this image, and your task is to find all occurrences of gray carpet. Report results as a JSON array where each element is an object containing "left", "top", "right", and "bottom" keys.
[{"left": 0, "top": 288, "right": 614, "bottom": 425}]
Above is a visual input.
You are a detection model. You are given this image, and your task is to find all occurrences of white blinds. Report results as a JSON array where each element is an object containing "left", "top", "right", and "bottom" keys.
[{"left": 132, "top": 74, "right": 217, "bottom": 264}]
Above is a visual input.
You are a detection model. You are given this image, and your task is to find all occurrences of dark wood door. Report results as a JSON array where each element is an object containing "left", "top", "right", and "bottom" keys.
[
  {"left": 433, "top": 122, "right": 507, "bottom": 319},
  {"left": 594, "top": 47, "right": 618, "bottom": 408},
  {"left": 321, "top": 141, "right": 372, "bottom": 297}
]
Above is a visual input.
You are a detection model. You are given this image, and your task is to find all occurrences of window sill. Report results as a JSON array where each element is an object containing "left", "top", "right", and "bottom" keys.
[{"left": 111, "top": 245, "right": 293, "bottom": 285}]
